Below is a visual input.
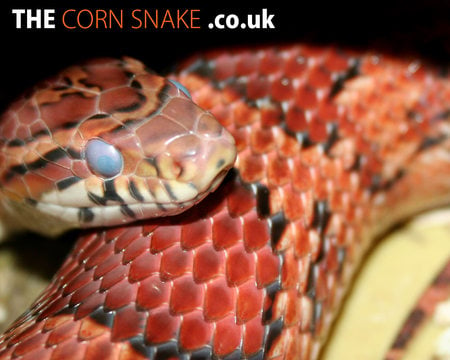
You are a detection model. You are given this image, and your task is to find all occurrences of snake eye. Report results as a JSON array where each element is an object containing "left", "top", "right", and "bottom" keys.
[
  {"left": 85, "top": 139, "right": 123, "bottom": 178},
  {"left": 168, "top": 79, "right": 191, "bottom": 99}
]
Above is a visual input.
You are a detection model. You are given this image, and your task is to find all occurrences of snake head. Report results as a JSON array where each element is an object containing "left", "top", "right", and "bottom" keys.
[{"left": 0, "top": 57, "right": 236, "bottom": 235}]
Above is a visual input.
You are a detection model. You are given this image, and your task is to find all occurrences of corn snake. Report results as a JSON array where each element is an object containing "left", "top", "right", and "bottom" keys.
[{"left": 0, "top": 44, "right": 449, "bottom": 359}]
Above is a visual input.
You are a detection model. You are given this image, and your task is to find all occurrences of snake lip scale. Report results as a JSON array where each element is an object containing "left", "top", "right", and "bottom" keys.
[{"left": 0, "top": 44, "right": 449, "bottom": 359}]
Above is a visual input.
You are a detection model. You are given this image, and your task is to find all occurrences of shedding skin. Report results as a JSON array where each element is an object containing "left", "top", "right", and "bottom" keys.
[{"left": 0, "top": 44, "right": 449, "bottom": 359}]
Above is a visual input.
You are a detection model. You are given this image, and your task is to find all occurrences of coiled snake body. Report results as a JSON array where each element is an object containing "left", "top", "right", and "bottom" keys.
[{"left": 0, "top": 45, "right": 449, "bottom": 359}]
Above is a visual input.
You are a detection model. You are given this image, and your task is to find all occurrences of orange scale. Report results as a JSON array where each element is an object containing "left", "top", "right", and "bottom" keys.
[
  {"left": 236, "top": 280, "right": 264, "bottom": 323},
  {"left": 255, "top": 246, "right": 280, "bottom": 288},
  {"left": 145, "top": 306, "right": 180, "bottom": 344},
  {"left": 85, "top": 61, "right": 131, "bottom": 90},
  {"left": 283, "top": 288, "right": 302, "bottom": 326},
  {"left": 245, "top": 73, "right": 270, "bottom": 99},
  {"left": 285, "top": 329, "right": 303, "bottom": 359},
  {"left": 23, "top": 173, "right": 55, "bottom": 199},
  {"left": 308, "top": 120, "right": 328, "bottom": 144},
  {"left": 285, "top": 105, "right": 308, "bottom": 133},
  {"left": 170, "top": 275, "right": 204, "bottom": 315},
  {"left": 260, "top": 104, "right": 283, "bottom": 127},
  {"left": 323, "top": 50, "right": 351, "bottom": 72},
  {"left": 226, "top": 183, "right": 255, "bottom": 217},
  {"left": 98, "top": 87, "right": 143, "bottom": 115},
  {"left": 13, "top": 332, "right": 49, "bottom": 357},
  {"left": 83, "top": 332, "right": 121, "bottom": 359},
  {"left": 283, "top": 52, "right": 307, "bottom": 78},
  {"left": 113, "top": 226, "right": 143, "bottom": 251},
  {"left": 29, "top": 122, "right": 51, "bottom": 141},
  {"left": 33, "top": 161, "right": 74, "bottom": 182},
  {"left": 328, "top": 190, "right": 344, "bottom": 213},
  {"left": 46, "top": 318, "right": 81, "bottom": 346},
  {"left": 313, "top": 175, "right": 330, "bottom": 201},
  {"left": 78, "top": 234, "right": 109, "bottom": 265},
  {"left": 149, "top": 225, "right": 182, "bottom": 253},
  {"left": 136, "top": 275, "right": 170, "bottom": 310},
  {"left": 291, "top": 163, "right": 312, "bottom": 192},
  {"left": 205, "top": 99, "right": 227, "bottom": 121},
  {"left": 239, "top": 153, "right": 265, "bottom": 183},
  {"left": 302, "top": 190, "right": 315, "bottom": 225},
  {"left": 242, "top": 316, "right": 265, "bottom": 355},
  {"left": 232, "top": 127, "right": 249, "bottom": 152},
  {"left": 99, "top": 263, "right": 129, "bottom": 291},
  {"left": 242, "top": 212, "right": 270, "bottom": 251},
  {"left": 213, "top": 53, "right": 236, "bottom": 80},
  {"left": 38, "top": 296, "right": 71, "bottom": 322},
  {"left": 194, "top": 85, "right": 223, "bottom": 110},
  {"left": 324, "top": 242, "right": 340, "bottom": 274},
  {"left": 308, "top": 229, "right": 322, "bottom": 262},
  {"left": 277, "top": 132, "right": 301, "bottom": 158},
  {"left": 317, "top": 101, "right": 339, "bottom": 121},
  {"left": 179, "top": 310, "right": 213, "bottom": 350},
  {"left": 308, "top": 65, "right": 333, "bottom": 89},
  {"left": 15, "top": 124, "right": 32, "bottom": 139},
  {"left": 267, "top": 155, "right": 291, "bottom": 187},
  {"left": 0, "top": 113, "right": 20, "bottom": 138},
  {"left": 39, "top": 93, "right": 97, "bottom": 130},
  {"left": 52, "top": 155, "right": 72, "bottom": 170},
  {"left": 46, "top": 337, "right": 88, "bottom": 360},
  {"left": 280, "top": 248, "right": 299, "bottom": 289},
  {"left": 292, "top": 221, "right": 311, "bottom": 258},
  {"left": 300, "top": 44, "right": 328, "bottom": 58},
  {"left": 235, "top": 51, "right": 259, "bottom": 76},
  {"left": 43, "top": 315, "right": 72, "bottom": 332},
  {"left": 59, "top": 266, "right": 84, "bottom": 293},
  {"left": 212, "top": 211, "right": 242, "bottom": 250},
  {"left": 32, "top": 141, "right": 57, "bottom": 160},
  {"left": 180, "top": 219, "right": 212, "bottom": 250},
  {"left": 159, "top": 244, "right": 193, "bottom": 280},
  {"left": 300, "top": 146, "right": 323, "bottom": 167},
  {"left": 250, "top": 127, "right": 275, "bottom": 154},
  {"left": 110, "top": 304, "right": 147, "bottom": 342},
  {"left": 226, "top": 244, "right": 256, "bottom": 286},
  {"left": 193, "top": 243, "right": 226, "bottom": 283},
  {"left": 314, "top": 263, "right": 330, "bottom": 302},
  {"left": 319, "top": 157, "right": 340, "bottom": 180},
  {"left": 9, "top": 321, "right": 46, "bottom": 348},
  {"left": 17, "top": 103, "right": 39, "bottom": 125},
  {"left": 213, "top": 316, "right": 243, "bottom": 356},
  {"left": 63, "top": 268, "right": 96, "bottom": 297},
  {"left": 232, "top": 101, "right": 259, "bottom": 127},
  {"left": 69, "top": 281, "right": 101, "bottom": 307},
  {"left": 295, "top": 84, "right": 318, "bottom": 109},
  {"left": 78, "top": 318, "right": 110, "bottom": 341},
  {"left": 122, "top": 236, "right": 151, "bottom": 263},
  {"left": 271, "top": 75, "right": 295, "bottom": 102},
  {"left": 282, "top": 187, "right": 305, "bottom": 221},
  {"left": 104, "top": 278, "right": 138, "bottom": 310},
  {"left": 258, "top": 48, "right": 284, "bottom": 75},
  {"left": 71, "top": 160, "right": 91, "bottom": 178},
  {"left": 204, "top": 277, "right": 236, "bottom": 320}
]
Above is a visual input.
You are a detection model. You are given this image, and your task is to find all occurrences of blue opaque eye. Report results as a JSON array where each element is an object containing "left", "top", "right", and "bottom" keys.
[
  {"left": 85, "top": 139, "right": 123, "bottom": 178},
  {"left": 169, "top": 79, "right": 191, "bottom": 99}
]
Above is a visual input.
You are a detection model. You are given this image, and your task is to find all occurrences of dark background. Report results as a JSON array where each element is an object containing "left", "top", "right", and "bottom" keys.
[{"left": 0, "top": 0, "right": 448, "bottom": 113}]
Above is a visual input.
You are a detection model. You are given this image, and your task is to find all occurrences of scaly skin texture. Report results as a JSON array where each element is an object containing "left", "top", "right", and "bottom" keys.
[
  {"left": 0, "top": 57, "right": 236, "bottom": 235},
  {"left": 0, "top": 44, "right": 449, "bottom": 359}
]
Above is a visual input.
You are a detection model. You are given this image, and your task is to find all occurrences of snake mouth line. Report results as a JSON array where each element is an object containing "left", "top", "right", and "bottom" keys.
[{"left": 27, "top": 168, "right": 233, "bottom": 230}]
